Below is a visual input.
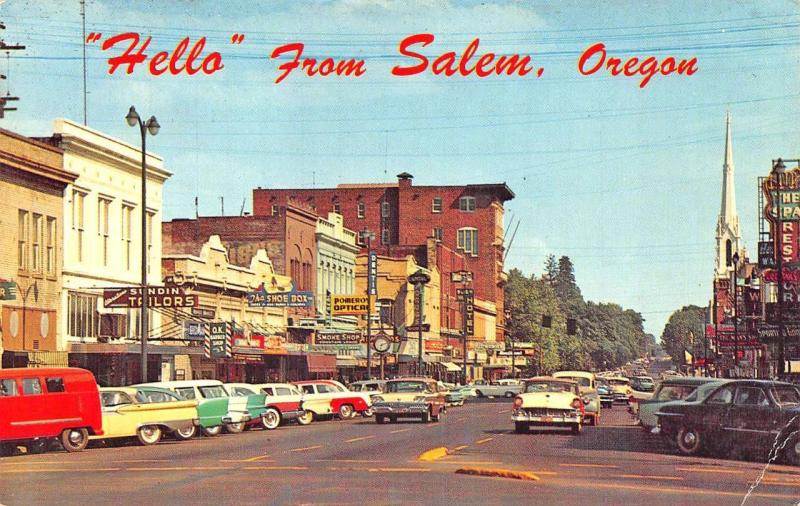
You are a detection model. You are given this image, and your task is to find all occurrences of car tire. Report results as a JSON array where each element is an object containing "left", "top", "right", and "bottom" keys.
[
  {"left": 296, "top": 411, "right": 314, "bottom": 426},
  {"left": 202, "top": 425, "right": 222, "bottom": 437},
  {"left": 504, "top": 391, "right": 515, "bottom": 398},
  {"left": 60, "top": 428, "right": 89, "bottom": 452},
  {"left": 514, "top": 422, "right": 528, "bottom": 434},
  {"left": 136, "top": 425, "right": 162, "bottom": 446},
  {"left": 571, "top": 423, "right": 582, "bottom": 435},
  {"left": 338, "top": 404, "right": 354, "bottom": 419},
  {"left": 376, "top": 415, "right": 386, "bottom": 424},
  {"left": 173, "top": 425, "right": 196, "bottom": 440},
  {"left": 676, "top": 426, "right": 702, "bottom": 456},
  {"left": 389, "top": 416, "right": 397, "bottom": 423},
  {"left": 262, "top": 408, "right": 281, "bottom": 430},
  {"left": 0, "top": 442, "right": 15, "bottom": 457},
  {"left": 421, "top": 409, "right": 431, "bottom": 423},
  {"left": 475, "top": 390, "right": 483, "bottom": 398},
  {"left": 782, "top": 433, "right": 800, "bottom": 466},
  {"left": 432, "top": 408, "right": 443, "bottom": 423},
  {"left": 224, "top": 422, "right": 246, "bottom": 434},
  {"left": 362, "top": 408, "right": 374, "bottom": 417},
  {"left": 27, "top": 439, "right": 50, "bottom": 454}
]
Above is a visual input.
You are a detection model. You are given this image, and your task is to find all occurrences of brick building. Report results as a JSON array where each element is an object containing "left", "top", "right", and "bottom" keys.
[
  {"left": 253, "top": 173, "right": 514, "bottom": 343},
  {"left": 162, "top": 202, "right": 318, "bottom": 325}
]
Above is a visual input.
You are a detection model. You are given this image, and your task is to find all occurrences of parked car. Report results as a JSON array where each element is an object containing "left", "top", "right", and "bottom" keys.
[
  {"left": 453, "top": 385, "right": 478, "bottom": 399},
  {"left": 656, "top": 379, "right": 800, "bottom": 464},
  {"left": 293, "top": 380, "right": 372, "bottom": 419},
  {"left": 131, "top": 385, "right": 201, "bottom": 439},
  {"left": 472, "top": 379, "right": 524, "bottom": 398},
  {"left": 437, "top": 381, "right": 465, "bottom": 407},
  {"left": 372, "top": 377, "right": 447, "bottom": 424},
  {"left": 637, "top": 377, "right": 725, "bottom": 431},
  {"left": 91, "top": 387, "right": 198, "bottom": 445},
  {"left": 553, "top": 371, "right": 600, "bottom": 425},
  {"left": 596, "top": 380, "right": 614, "bottom": 408},
  {"left": 349, "top": 380, "right": 385, "bottom": 394},
  {"left": 137, "top": 380, "right": 238, "bottom": 437},
  {"left": 228, "top": 382, "right": 306, "bottom": 429},
  {"left": 0, "top": 367, "right": 102, "bottom": 455},
  {"left": 512, "top": 377, "right": 584, "bottom": 434}
]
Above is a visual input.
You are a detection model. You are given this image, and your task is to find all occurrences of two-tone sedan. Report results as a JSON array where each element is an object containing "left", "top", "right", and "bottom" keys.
[
  {"left": 511, "top": 377, "right": 584, "bottom": 435},
  {"left": 372, "top": 378, "right": 446, "bottom": 424}
]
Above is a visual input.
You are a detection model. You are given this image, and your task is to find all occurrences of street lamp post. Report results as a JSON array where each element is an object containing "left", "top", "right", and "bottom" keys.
[
  {"left": 409, "top": 270, "right": 431, "bottom": 376},
  {"left": 126, "top": 106, "right": 160, "bottom": 384},
  {"left": 732, "top": 251, "right": 739, "bottom": 377},
  {"left": 505, "top": 307, "right": 514, "bottom": 379}
]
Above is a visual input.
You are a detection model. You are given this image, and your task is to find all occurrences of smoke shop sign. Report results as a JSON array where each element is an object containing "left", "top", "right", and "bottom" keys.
[
  {"left": 247, "top": 283, "right": 313, "bottom": 308},
  {"left": 315, "top": 332, "right": 362, "bottom": 345}
]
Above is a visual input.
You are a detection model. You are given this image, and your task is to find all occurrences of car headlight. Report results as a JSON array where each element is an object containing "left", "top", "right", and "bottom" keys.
[
  {"left": 372, "top": 395, "right": 384, "bottom": 403},
  {"left": 414, "top": 396, "right": 427, "bottom": 402}
]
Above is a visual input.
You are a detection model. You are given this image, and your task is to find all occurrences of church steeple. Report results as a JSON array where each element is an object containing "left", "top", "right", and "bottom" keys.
[{"left": 716, "top": 112, "right": 742, "bottom": 277}]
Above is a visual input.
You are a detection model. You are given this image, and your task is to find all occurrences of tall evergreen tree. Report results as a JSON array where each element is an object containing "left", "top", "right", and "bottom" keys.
[{"left": 543, "top": 254, "right": 558, "bottom": 286}]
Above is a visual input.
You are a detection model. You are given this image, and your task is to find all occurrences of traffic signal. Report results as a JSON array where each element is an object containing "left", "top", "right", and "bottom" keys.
[{"left": 566, "top": 318, "right": 577, "bottom": 335}]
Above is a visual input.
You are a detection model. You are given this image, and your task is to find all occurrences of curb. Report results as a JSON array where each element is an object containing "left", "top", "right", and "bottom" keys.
[
  {"left": 417, "top": 447, "right": 449, "bottom": 461},
  {"left": 455, "top": 467, "right": 540, "bottom": 481}
]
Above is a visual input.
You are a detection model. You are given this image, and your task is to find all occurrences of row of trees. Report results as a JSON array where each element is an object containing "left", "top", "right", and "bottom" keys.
[
  {"left": 660, "top": 305, "right": 706, "bottom": 366},
  {"left": 505, "top": 255, "right": 655, "bottom": 374}
]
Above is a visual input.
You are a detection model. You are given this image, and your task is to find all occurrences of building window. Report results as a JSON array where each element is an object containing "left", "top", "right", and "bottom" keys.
[
  {"left": 68, "top": 292, "right": 99, "bottom": 338},
  {"left": 457, "top": 227, "right": 478, "bottom": 256},
  {"left": 357, "top": 202, "right": 365, "bottom": 219},
  {"left": 432, "top": 197, "right": 442, "bottom": 213},
  {"left": 459, "top": 196, "right": 476, "bottom": 212},
  {"left": 271, "top": 204, "right": 279, "bottom": 216},
  {"left": 333, "top": 202, "right": 341, "bottom": 214},
  {"left": 32, "top": 213, "right": 42, "bottom": 273},
  {"left": 98, "top": 198, "right": 110, "bottom": 267},
  {"left": 147, "top": 211, "right": 155, "bottom": 275},
  {"left": 381, "top": 228, "right": 390, "bottom": 245},
  {"left": 18, "top": 210, "right": 28, "bottom": 271},
  {"left": 72, "top": 190, "right": 85, "bottom": 262},
  {"left": 46, "top": 217, "right": 56, "bottom": 276},
  {"left": 432, "top": 227, "right": 443, "bottom": 242},
  {"left": 381, "top": 201, "right": 390, "bottom": 218},
  {"left": 122, "top": 205, "right": 134, "bottom": 271}
]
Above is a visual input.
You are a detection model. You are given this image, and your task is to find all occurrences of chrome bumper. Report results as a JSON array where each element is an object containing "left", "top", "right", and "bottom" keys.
[
  {"left": 512, "top": 409, "right": 581, "bottom": 424},
  {"left": 373, "top": 403, "right": 428, "bottom": 415}
]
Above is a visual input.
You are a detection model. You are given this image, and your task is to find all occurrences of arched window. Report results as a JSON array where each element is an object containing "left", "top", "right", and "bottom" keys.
[{"left": 726, "top": 239, "right": 732, "bottom": 267}]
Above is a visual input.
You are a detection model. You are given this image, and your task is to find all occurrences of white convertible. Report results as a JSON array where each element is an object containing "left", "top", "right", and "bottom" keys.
[{"left": 511, "top": 377, "right": 585, "bottom": 435}]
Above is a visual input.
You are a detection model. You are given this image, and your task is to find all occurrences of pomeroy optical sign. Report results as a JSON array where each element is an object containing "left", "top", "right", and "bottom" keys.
[{"left": 330, "top": 295, "right": 369, "bottom": 316}]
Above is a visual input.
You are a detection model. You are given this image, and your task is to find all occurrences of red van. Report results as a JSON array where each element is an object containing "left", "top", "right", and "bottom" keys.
[{"left": 0, "top": 367, "right": 103, "bottom": 455}]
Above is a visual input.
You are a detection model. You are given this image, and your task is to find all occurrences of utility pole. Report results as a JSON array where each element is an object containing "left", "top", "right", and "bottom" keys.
[{"left": 0, "top": 21, "right": 25, "bottom": 118}]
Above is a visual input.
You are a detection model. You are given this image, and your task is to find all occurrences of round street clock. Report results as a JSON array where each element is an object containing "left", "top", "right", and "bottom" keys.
[{"left": 373, "top": 336, "right": 391, "bottom": 354}]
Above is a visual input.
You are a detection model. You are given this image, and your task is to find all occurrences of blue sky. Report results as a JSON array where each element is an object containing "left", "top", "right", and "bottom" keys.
[{"left": 2, "top": 0, "right": 799, "bottom": 336}]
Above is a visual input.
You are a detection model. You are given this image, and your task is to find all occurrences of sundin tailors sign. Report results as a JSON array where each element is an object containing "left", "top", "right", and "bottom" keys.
[
  {"left": 104, "top": 286, "right": 198, "bottom": 308},
  {"left": 247, "top": 282, "right": 314, "bottom": 308}
]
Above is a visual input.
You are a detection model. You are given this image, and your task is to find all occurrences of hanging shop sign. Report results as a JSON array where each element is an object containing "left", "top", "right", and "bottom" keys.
[
  {"left": 0, "top": 280, "right": 16, "bottom": 300},
  {"left": 205, "top": 321, "right": 232, "bottom": 359},
  {"left": 191, "top": 307, "right": 216, "bottom": 319},
  {"left": 315, "top": 331, "right": 362, "bottom": 345},
  {"left": 367, "top": 252, "right": 378, "bottom": 296},
  {"left": 759, "top": 241, "right": 776, "bottom": 269},
  {"left": 103, "top": 286, "right": 198, "bottom": 308},
  {"left": 183, "top": 320, "right": 205, "bottom": 341},
  {"left": 330, "top": 295, "right": 369, "bottom": 316},
  {"left": 457, "top": 288, "right": 475, "bottom": 336},
  {"left": 247, "top": 283, "right": 314, "bottom": 308},
  {"left": 755, "top": 323, "right": 800, "bottom": 343},
  {"left": 762, "top": 268, "right": 800, "bottom": 284}
]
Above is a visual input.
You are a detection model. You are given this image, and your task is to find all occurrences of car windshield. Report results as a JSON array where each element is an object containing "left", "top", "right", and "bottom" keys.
[
  {"left": 559, "top": 377, "right": 590, "bottom": 387},
  {"left": 655, "top": 385, "right": 695, "bottom": 401},
  {"left": 385, "top": 381, "right": 426, "bottom": 393},
  {"left": 524, "top": 382, "right": 575, "bottom": 393},
  {"left": 199, "top": 385, "right": 228, "bottom": 398},
  {"left": 136, "top": 390, "right": 179, "bottom": 403},
  {"left": 771, "top": 386, "right": 800, "bottom": 405}
]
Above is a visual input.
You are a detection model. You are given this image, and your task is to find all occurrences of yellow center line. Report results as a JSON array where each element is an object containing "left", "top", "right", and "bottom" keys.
[
  {"left": 560, "top": 463, "right": 619, "bottom": 469},
  {"left": 390, "top": 428, "right": 412, "bottom": 434},
  {"left": 345, "top": 435, "right": 376, "bottom": 443},
  {"left": 675, "top": 467, "right": 744, "bottom": 474},
  {"left": 118, "top": 459, "right": 171, "bottom": 463},
  {"left": 497, "top": 410, "right": 510, "bottom": 414},
  {"left": 453, "top": 445, "right": 469, "bottom": 451},
  {"left": 288, "top": 445, "right": 322, "bottom": 452},
  {"left": 434, "top": 461, "right": 504, "bottom": 465},
  {"left": 367, "top": 467, "right": 432, "bottom": 472},
  {"left": 127, "top": 466, "right": 234, "bottom": 471},
  {"left": 1, "top": 468, "right": 122, "bottom": 473},
  {"left": 617, "top": 474, "right": 684, "bottom": 481},
  {"left": 758, "top": 480, "right": 800, "bottom": 487},
  {"left": 243, "top": 466, "right": 309, "bottom": 471},
  {"left": 244, "top": 454, "right": 272, "bottom": 462},
  {"left": 475, "top": 437, "right": 494, "bottom": 445}
]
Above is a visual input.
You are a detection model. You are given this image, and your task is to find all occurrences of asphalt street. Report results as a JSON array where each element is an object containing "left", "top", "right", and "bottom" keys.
[{"left": 2, "top": 402, "right": 800, "bottom": 505}]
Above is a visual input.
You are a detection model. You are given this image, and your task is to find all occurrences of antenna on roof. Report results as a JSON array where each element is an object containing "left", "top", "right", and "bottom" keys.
[
  {"left": 219, "top": 196, "right": 224, "bottom": 216},
  {"left": 240, "top": 197, "right": 246, "bottom": 216},
  {"left": 194, "top": 196, "right": 198, "bottom": 218},
  {"left": 503, "top": 221, "right": 520, "bottom": 263},
  {"left": 0, "top": 20, "right": 24, "bottom": 119}
]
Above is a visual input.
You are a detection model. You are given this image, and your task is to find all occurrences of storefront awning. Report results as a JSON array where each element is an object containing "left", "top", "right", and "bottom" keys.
[
  {"left": 439, "top": 362, "right": 462, "bottom": 372},
  {"left": 307, "top": 353, "right": 337, "bottom": 373}
]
